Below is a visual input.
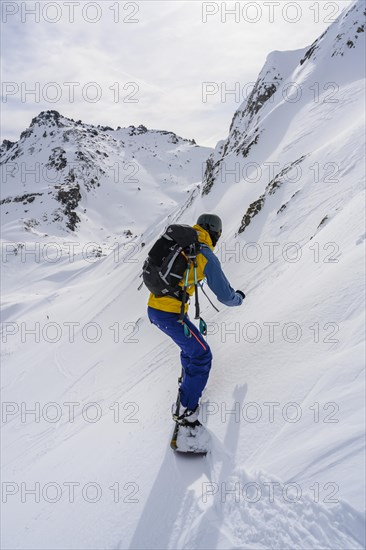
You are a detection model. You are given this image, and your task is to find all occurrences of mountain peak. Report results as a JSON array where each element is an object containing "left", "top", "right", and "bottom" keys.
[
  {"left": 299, "top": 0, "right": 365, "bottom": 65},
  {"left": 1, "top": 110, "right": 212, "bottom": 238},
  {"left": 29, "top": 110, "right": 66, "bottom": 128},
  {"left": 202, "top": 0, "right": 365, "bottom": 195}
]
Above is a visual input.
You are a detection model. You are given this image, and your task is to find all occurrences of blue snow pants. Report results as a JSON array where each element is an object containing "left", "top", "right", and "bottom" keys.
[{"left": 147, "top": 307, "right": 212, "bottom": 409}]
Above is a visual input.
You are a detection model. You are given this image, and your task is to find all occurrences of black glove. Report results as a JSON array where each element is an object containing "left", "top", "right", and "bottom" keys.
[{"left": 236, "top": 290, "right": 245, "bottom": 300}]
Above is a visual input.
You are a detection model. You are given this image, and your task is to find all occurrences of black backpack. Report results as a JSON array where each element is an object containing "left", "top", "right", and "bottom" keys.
[{"left": 142, "top": 224, "right": 199, "bottom": 302}]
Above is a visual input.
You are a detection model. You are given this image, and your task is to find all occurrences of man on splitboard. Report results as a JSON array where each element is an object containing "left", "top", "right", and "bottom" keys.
[
  {"left": 143, "top": 213, "right": 245, "bottom": 454},
  {"left": 170, "top": 372, "right": 211, "bottom": 455}
]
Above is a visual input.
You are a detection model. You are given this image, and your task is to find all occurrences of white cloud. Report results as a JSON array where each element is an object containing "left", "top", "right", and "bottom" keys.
[{"left": 1, "top": 0, "right": 352, "bottom": 146}]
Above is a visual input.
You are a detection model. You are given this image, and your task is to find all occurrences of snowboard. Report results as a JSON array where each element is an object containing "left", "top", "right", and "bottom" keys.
[
  {"left": 170, "top": 371, "right": 210, "bottom": 455},
  {"left": 170, "top": 376, "right": 211, "bottom": 456},
  {"left": 170, "top": 419, "right": 210, "bottom": 455}
]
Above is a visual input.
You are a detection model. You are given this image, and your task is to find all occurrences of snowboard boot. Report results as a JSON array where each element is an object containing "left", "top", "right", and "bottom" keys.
[{"left": 172, "top": 401, "right": 200, "bottom": 425}]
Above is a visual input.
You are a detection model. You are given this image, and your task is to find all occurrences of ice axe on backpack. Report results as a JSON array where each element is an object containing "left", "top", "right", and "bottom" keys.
[{"left": 178, "top": 253, "right": 207, "bottom": 337}]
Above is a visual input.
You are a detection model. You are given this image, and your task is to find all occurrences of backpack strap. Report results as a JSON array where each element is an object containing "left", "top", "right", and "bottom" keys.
[
  {"left": 193, "top": 256, "right": 200, "bottom": 320},
  {"left": 178, "top": 243, "right": 201, "bottom": 322},
  {"left": 178, "top": 262, "right": 191, "bottom": 322},
  {"left": 159, "top": 246, "right": 183, "bottom": 284}
]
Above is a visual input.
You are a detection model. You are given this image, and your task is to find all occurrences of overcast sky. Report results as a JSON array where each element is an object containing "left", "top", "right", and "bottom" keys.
[{"left": 1, "top": 0, "right": 352, "bottom": 147}]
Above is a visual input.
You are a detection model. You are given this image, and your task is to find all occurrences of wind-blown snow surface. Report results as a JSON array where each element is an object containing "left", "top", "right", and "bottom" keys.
[{"left": 1, "top": 1, "right": 365, "bottom": 549}]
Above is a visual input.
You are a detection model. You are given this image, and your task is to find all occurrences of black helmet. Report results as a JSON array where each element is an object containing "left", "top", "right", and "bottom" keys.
[{"left": 197, "top": 213, "right": 222, "bottom": 246}]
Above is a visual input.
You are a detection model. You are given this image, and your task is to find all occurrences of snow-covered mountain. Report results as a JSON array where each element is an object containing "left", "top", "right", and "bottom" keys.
[
  {"left": 1, "top": 1, "right": 365, "bottom": 549},
  {"left": 1, "top": 110, "right": 211, "bottom": 244},
  {"left": 203, "top": 0, "right": 365, "bottom": 198}
]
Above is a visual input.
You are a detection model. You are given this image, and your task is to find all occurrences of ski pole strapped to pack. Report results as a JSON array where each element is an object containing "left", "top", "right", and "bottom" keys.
[{"left": 142, "top": 224, "right": 200, "bottom": 320}]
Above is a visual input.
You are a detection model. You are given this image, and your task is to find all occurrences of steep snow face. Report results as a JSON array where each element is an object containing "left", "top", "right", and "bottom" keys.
[
  {"left": 202, "top": 0, "right": 365, "bottom": 195},
  {"left": 193, "top": 0, "right": 366, "bottom": 520},
  {"left": 1, "top": 2, "right": 365, "bottom": 550},
  {"left": 1, "top": 111, "right": 211, "bottom": 244}
]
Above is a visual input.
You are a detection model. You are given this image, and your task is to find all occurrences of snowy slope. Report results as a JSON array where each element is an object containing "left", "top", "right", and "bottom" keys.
[
  {"left": 1, "top": 1, "right": 365, "bottom": 549},
  {"left": 1, "top": 111, "right": 211, "bottom": 243}
]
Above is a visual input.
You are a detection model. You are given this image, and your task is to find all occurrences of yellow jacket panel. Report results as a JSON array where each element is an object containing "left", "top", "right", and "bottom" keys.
[{"left": 147, "top": 224, "right": 213, "bottom": 314}]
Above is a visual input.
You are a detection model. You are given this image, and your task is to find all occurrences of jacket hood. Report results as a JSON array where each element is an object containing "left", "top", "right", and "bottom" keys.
[{"left": 193, "top": 224, "right": 214, "bottom": 250}]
